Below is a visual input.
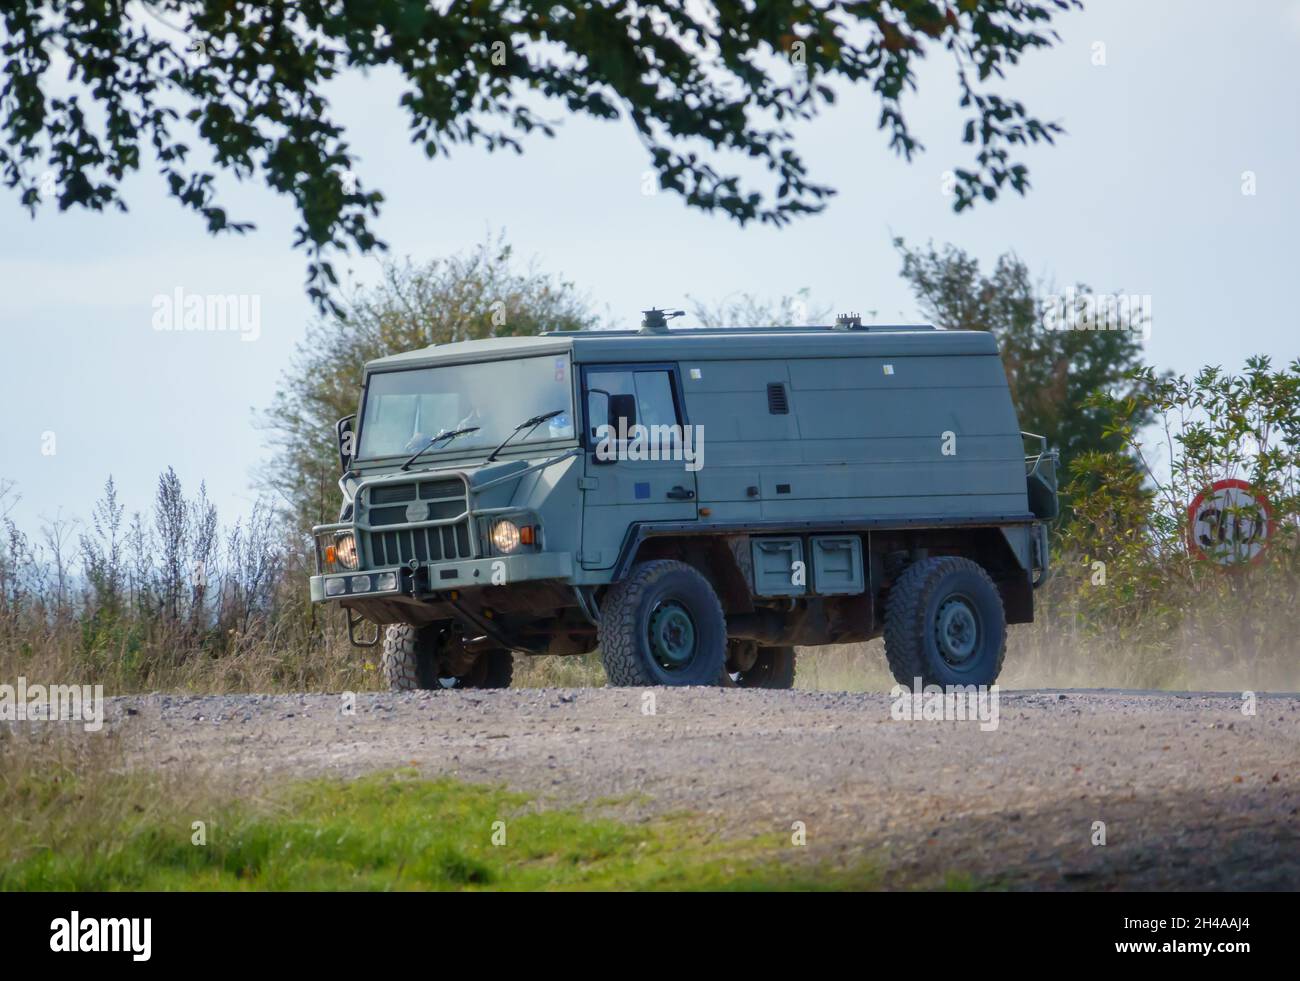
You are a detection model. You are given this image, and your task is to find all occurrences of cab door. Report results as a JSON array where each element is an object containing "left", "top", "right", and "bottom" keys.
[{"left": 578, "top": 363, "right": 697, "bottom": 571}]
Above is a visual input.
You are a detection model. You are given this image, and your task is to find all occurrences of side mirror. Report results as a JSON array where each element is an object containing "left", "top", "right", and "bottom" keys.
[
  {"left": 336, "top": 415, "right": 356, "bottom": 473},
  {"left": 608, "top": 394, "right": 637, "bottom": 433}
]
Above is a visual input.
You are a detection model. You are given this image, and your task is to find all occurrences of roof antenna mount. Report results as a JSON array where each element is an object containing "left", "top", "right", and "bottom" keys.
[{"left": 640, "top": 307, "right": 684, "bottom": 335}]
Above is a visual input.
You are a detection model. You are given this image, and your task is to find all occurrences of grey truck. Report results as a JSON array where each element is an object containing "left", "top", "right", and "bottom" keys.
[{"left": 310, "top": 312, "right": 1058, "bottom": 691}]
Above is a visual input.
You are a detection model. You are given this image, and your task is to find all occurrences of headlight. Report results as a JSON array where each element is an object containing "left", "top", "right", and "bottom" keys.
[
  {"left": 491, "top": 519, "right": 521, "bottom": 554},
  {"left": 334, "top": 532, "right": 358, "bottom": 570},
  {"left": 321, "top": 531, "right": 359, "bottom": 572}
]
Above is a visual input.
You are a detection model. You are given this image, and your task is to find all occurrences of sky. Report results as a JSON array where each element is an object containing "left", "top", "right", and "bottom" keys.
[{"left": 3, "top": 0, "right": 1298, "bottom": 533}]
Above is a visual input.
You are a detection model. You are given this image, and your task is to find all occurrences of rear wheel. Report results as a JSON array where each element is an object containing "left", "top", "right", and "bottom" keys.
[
  {"left": 722, "top": 640, "right": 796, "bottom": 689},
  {"left": 882, "top": 556, "right": 1006, "bottom": 687},
  {"left": 599, "top": 560, "right": 727, "bottom": 686},
  {"left": 382, "top": 625, "right": 514, "bottom": 691},
  {"left": 445, "top": 649, "right": 513, "bottom": 690}
]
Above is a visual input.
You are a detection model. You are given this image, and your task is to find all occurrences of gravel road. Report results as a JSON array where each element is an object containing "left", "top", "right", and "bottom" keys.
[{"left": 107, "top": 688, "right": 1299, "bottom": 890}]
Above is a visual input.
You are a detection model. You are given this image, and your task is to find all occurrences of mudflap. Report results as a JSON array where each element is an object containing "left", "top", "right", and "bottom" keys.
[{"left": 1031, "top": 522, "right": 1051, "bottom": 589}]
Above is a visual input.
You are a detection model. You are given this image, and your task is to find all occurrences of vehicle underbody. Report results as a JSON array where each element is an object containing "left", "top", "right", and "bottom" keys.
[{"left": 339, "top": 523, "right": 1039, "bottom": 689}]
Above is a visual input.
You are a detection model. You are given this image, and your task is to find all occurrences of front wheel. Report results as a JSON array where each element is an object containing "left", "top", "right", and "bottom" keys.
[
  {"left": 382, "top": 624, "right": 436, "bottom": 691},
  {"left": 882, "top": 556, "right": 1006, "bottom": 687},
  {"left": 599, "top": 560, "right": 727, "bottom": 686}
]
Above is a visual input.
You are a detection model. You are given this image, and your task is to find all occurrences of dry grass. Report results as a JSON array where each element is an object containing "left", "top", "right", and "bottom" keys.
[
  {"left": 510, "top": 651, "right": 606, "bottom": 688},
  {"left": 0, "top": 623, "right": 376, "bottom": 695},
  {"left": 9, "top": 605, "right": 1296, "bottom": 698}
]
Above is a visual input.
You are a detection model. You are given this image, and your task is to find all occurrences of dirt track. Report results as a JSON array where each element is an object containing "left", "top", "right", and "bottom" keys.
[{"left": 108, "top": 688, "right": 1300, "bottom": 890}]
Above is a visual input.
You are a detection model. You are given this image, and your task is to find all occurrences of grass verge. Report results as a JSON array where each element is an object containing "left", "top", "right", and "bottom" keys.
[{"left": 0, "top": 730, "right": 877, "bottom": 891}]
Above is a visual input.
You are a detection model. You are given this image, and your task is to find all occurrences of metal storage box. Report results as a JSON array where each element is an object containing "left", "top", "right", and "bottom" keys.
[
  {"left": 751, "top": 537, "right": 805, "bottom": 596},
  {"left": 810, "top": 535, "right": 864, "bottom": 595}
]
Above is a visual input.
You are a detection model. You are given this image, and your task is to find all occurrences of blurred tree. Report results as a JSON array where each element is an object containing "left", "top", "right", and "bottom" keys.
[
  {"left": 3, "top": 1, "right": 1078, "bottom": 309},
  {"left": 895, "top": 238, "right": 1161, "bottom": 512},
  {"left": 259, "top": 236, "right": 598, "bottom": 534},
  {"left": 688, "top": 288, "right": 832, "bottom": 328}
]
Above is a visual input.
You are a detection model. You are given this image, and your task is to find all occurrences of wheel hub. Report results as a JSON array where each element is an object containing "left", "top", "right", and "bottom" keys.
[
  {"left": 935, "top": 596, "right": 979, "bottom": 665},
  {"left": 649, "top": 601, "right": 696, "bottom": 670}
]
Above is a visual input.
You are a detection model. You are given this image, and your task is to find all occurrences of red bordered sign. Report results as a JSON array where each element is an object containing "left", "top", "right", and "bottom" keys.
[{"left": 1187, "top": 478, "right": 1275, "bottom": 566}]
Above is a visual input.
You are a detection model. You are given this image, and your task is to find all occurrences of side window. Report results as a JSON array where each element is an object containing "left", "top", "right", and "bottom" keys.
[{"left": 585, "top": 368, "right": 680, "bottom": 442}]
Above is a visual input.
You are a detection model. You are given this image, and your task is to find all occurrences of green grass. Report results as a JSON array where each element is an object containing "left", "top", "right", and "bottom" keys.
[{"left": 1, "top": 760, "right": 879, "bottom": 891}]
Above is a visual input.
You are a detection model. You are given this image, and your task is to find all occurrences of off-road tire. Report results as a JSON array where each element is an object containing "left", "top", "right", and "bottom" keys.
[
  {"left": 383, "top": 627, "right": 514, "bottom": 691},
  {"left": 599, "top": 560, "right": 727, "bottom": 686},
  {"left": 883, "top": 556, "right": 1007, "bottom": 687},
  {"left": 723, "top": 644, "right": 797, "bottom": 689},
  {"left": 453, "top": 649, "right": 514, "bottom": 689},
  {"left": 382, "top": 624, "right": 436, "bottom": 691}
]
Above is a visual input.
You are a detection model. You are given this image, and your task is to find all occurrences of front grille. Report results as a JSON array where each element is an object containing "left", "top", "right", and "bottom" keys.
[
  {"left": 370, "top": 499, "right": 465, "bottom": 526},
  {"left": 366, "top": 522, "right": 473, "bottom": 566},
  {"left": 370, "top": 478, "right": 463, "bottom": 506},
  {"left": 360, "top": 477, "right": 472, "bottom": 567}
]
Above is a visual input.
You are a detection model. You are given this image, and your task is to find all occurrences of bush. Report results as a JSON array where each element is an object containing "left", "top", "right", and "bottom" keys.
[
  {"left": 0, "top": 473, "right": 370, "bottom": 693},
  {"left": 1017, "top": 356, "right": 1300, "bottom": 689}
]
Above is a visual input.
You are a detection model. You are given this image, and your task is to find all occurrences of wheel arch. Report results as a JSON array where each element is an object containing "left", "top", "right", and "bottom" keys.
[
  {"left": 875, "top": 526, "right": 1034, "bottom": 625},
  {"left": 615, "top": 532, "right": 753, "bottom": 613}
]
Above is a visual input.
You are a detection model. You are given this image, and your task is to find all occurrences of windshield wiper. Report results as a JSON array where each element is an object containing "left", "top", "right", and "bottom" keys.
[
  {"left": 400, "top": 426, "right": 480, "bottom": 471},
  {"left": 486, "top": 409, "right": 566, "bottom": 462}
]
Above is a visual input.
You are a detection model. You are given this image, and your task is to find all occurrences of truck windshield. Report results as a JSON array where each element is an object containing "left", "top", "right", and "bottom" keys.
[{"left": 357, "top": 355, "right": 575, "bottom": 461}]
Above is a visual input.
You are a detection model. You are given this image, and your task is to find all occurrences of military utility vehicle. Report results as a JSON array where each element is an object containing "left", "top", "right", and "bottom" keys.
[{"left": 310, "top": 312, "right": 1058, "bottom": 691}]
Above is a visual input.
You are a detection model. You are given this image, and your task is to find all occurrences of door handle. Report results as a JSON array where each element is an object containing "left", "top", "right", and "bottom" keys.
[{"left": 666, "top": 486, "right": 695, "bottom": 501}]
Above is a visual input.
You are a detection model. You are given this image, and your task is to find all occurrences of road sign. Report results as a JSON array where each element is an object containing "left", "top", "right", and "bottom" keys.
[{"left": 1187, "top": 478, "right": 1275, "bottom": 566}]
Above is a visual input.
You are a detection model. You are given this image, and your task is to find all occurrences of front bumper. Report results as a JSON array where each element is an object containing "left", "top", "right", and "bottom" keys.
[{"left": 310, "top": 549, "right": 574, "bottom": 603}]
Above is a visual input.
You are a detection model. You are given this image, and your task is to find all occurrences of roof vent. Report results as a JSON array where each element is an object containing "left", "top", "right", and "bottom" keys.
[
  {"left": 834, "top": 313, "right": 863, "bottom": 329},
  {"left": 767, "top": 383, "right": 789, "bottom": 414},
  {"left": 640, "top": 308, "right": 684, "bottom": 334}
]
